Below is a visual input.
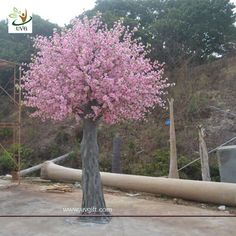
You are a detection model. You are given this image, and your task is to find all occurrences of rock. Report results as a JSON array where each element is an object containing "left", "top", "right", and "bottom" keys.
[
  {"left": 126, "top": 193, "right": 141, "bottom": 197},
  {"left": 173, "top": 198, "right": 183, "bottom": 204},
  {"left": 4, "top": 175, "right": 12, "bottom": 179},
  {"left": 173, "top": 198, "right": 179, "bottom": 204},
  {"left": 218, "top": 205, "right": 226, "bottom": 211},
  {"left": 74, "top": 182, "right": 81, "bottom": 188}
]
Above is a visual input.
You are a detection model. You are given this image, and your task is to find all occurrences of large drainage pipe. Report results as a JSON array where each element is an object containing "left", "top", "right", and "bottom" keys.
[{"left": 41, "top": 161, "right": 236, "bottom": 206}]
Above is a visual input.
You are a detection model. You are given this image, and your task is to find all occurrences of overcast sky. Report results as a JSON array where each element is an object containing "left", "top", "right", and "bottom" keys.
[
  {"left": 0, "top": 0, "right": 236, "bottom": 27},
  {"left": 0, "top": 0, "right": 96, "bottom": 26}
]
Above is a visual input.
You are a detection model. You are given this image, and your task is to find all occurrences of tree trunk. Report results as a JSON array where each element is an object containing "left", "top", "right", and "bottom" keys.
[
  {"left": 168, "top": 98, "right": 179, "bottom": 179},
  {"left": 112, "top": 133, "right": 122, "bottom": 173},
  {"left": 80, "top": 118, "right": 111, "bottom": 223}
]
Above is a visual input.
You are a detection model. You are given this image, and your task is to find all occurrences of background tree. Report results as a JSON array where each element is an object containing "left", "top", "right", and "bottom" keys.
[
  {"left": 84, "top": 0, "right": 236, "bottom": 68},
  {"left": 0, "top": 15, "right": 59, "bottom": 63},
  {"left": 0, "top": 15, "right": 59, "bottom": 90},
  {"left": 22, "top": 16, "right": 169, "bottom": 223}
]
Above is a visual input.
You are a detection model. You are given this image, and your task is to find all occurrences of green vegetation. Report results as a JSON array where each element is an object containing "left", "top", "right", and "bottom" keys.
[
  {"left": 0, "top": 151, "right": 17, "bottom": 173},
  {"left": 84, "top": 0, "right": 236, "bottom": 67},
  {"left": 119, "top": 149, "right": 220, "bottom": 180},
  {"left": 0, "top": 2, "right": 234, "bottom": 181},
  {"left": 186, "top": 92, "right": 210, "bottom": 121},
  {"left": 0, "top": 15, "right": 60, "bottom": 90},
  {"left": 0, "top": 15, "right": 59, "bottom": 63},
  {"left": 0, "top": 128, "right": 13, "bottom": 141},
  {"left": 0, "top": 144, "right": 33, "bottom": 174},
  {"left": 99, "top": 153, "right": 112, "bottom": 172}
]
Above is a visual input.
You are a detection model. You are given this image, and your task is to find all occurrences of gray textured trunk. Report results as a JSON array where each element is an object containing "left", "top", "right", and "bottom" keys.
[
  {"left": 112, "top": 134, "right": 122, "bottom": 173},
  {"left": 80, "top": 119, "right": 111, "bottom": 223}
]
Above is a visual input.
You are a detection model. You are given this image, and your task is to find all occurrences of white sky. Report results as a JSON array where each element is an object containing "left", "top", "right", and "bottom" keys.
[
  {"left": 0, "top": 0, "right": 96, "bottom": 26},
  {"left": 0, "top": 0, "right": 236, "bottom": 27}
]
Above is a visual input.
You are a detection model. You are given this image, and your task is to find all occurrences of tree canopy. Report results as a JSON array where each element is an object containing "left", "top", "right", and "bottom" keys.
[
  {"left": 0, "top": 15, "right": 59, "bottom": 63},
  {"left": 0, "top": 15, "right": 59, "bottom": 90},
  {"left": 84, "top": 0, "right": 236, "bottom": 67},
  {"left": 22, "top": 16, "right": 169, "bottom": 124}
]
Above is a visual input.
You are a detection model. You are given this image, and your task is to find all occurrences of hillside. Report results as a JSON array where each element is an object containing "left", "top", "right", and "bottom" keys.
[
  {"left": 1, "top": 55, "right": 234, "bottom": 179},
  {"left": 1, "top": 0, "right": 236, "bottom": 179}
]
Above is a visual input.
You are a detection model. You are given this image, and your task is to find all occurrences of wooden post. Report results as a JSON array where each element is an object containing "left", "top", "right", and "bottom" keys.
[
  {"left": 168, "top": 98, "right": 179, "bottom": 178},
  {"left": 198, "top": 126, "right": 211, "bottom": 181},
  {"left": 112, "top": 133, "right": 122, "bottom": 173}
]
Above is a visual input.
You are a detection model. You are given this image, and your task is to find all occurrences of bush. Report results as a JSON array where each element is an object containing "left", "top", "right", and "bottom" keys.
[
  {"left": 0, "top": 128, "right": 13, "bottom": 141},
  {"left": 123, "top": 148, "right": 218, "bottom": 181},
  {"left": 186, "top": 92, "right": 209, "bottom": 120},
  {"left": 178, "top": 155, "right": 202, "bottom": 180},
  {"left": 55, "top": 130, "right": 70, "bottom": 145},
  {"left": 99, "top": 154, "right": 112, "bottom": 172},
  {"left": 0, "top": 144, "right": 34, "bottom": 174},
  {"left": 153, "top": 149, "right": 170, "bottom": 176},
  {"left": 62, "top": 146, "right": 82, "bottom": 169},
  {"left": 0, "top": 151, "right": 17, "bottom": 174},
  {"left": 125, "top": 149, "right": 170, "bottom": 177}
]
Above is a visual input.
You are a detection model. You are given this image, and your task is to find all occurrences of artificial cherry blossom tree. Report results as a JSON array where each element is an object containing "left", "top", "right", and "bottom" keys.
[{"left": 22, "top": 16, "right": 169, "bottom": 223}]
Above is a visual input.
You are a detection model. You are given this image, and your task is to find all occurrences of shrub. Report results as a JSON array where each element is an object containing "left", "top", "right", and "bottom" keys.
[
  {"left": 0, "top": 151, "right": 17, "bottom": 174},
  {"left": 178, "top": 155, "right": 202, "bottom": 180},
  {"left": 186, "top": 92, "right": 209, "bottom": 120},
  {"left": 0, "top": 144, "right": 34, "bottom": 174},
  {"left": 0, "top": 128, "right": 13, "bottom": 141},
  {"left": 99, "top": 154, "right": 112, "bottom": 172},
  {"left": 55, "top": 130, "right": 70, "bottom": 145},
  {"left": 123, "top": 148, "right": 217, "bottom": 181}
]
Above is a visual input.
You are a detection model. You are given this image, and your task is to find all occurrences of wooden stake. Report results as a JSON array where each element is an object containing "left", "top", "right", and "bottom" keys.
[
  {"left": 198, "top": 126, "right": 211, "bottom": 181},
  {"left": 168, "top": 98, "right": 179, "bottom": 178}
]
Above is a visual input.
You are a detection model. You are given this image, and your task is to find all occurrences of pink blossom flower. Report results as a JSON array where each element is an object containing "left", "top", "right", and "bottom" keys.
[{"left": 22, "top": 16, "right": 170, "bottom": 124}]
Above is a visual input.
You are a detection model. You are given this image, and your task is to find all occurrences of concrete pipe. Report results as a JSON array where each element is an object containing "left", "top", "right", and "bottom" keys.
[{"left": 41, "top": 161, "right": 236, "bottom": 206}]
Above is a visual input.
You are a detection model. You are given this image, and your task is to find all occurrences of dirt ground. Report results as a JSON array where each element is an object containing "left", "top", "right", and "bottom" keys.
[{"left": 0, "top": 179, "right": 236, "bottom": 236}]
